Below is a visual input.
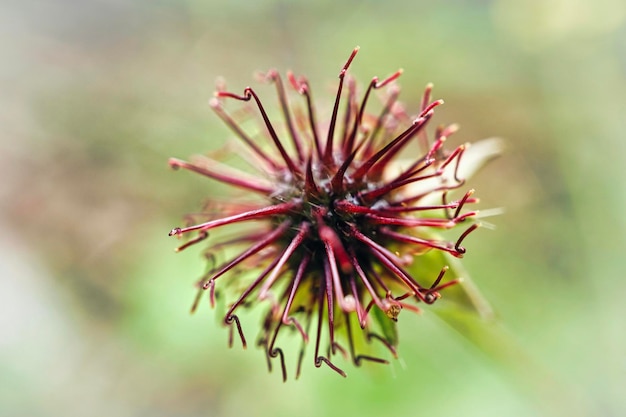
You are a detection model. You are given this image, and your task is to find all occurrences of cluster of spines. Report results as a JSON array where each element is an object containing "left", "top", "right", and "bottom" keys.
[{"left": 169, "top": 47, "right": 481, "bottom": 380}]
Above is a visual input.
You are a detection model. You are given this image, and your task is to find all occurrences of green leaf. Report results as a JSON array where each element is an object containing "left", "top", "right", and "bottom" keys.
[
  {"left": 371, "top": 303, "right": 398, "bottom": 347},
  {"left": 408, "top": 248, "right": 494, "bottom": 319}
]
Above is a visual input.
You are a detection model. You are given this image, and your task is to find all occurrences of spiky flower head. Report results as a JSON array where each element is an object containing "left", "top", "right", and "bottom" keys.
[{"left": 169, "top": 47, "right": 498, "bottom": 380}]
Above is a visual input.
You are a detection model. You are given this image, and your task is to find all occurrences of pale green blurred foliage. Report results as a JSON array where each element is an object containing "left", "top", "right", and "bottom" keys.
[{"left": 1, "top": 1, "right": 625, "bottom": 416}]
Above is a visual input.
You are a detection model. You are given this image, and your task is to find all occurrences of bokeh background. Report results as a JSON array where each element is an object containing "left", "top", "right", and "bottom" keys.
[{"left": 2, "top": 0, "right": 625, "bottom": 416}]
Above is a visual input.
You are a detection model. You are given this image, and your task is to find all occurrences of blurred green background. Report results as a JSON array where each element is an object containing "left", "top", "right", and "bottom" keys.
[{"left": 2, "top": 0, "right": 625, "bottom": 416}]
